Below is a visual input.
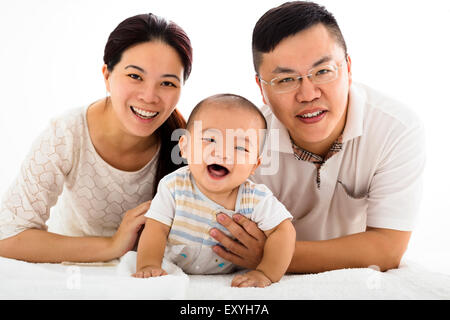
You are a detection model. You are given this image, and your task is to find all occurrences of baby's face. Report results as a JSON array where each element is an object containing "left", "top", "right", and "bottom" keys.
[{"left": 179, "top": 104, "right": 265, "bottom": 196}]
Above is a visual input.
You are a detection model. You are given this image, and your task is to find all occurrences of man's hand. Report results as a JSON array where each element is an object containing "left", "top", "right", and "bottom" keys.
[{"left": 209, "top": 213, "right": 266, "bottom": 269}]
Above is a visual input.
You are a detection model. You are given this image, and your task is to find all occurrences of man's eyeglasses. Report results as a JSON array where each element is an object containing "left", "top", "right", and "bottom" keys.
[{"left": 258, "top": 59, "right": 346, "bottom": 94}]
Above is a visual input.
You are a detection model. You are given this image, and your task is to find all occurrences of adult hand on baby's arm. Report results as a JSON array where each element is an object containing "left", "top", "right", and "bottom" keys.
[
  {"left": 111, "top": 201, "right": 151, "bottom": 258},
  {"left": 210, "top": 214, "right": 266, "bottom": 269},
  {"left": 132, "top": 265, "right": 167, "bottom": 278}
]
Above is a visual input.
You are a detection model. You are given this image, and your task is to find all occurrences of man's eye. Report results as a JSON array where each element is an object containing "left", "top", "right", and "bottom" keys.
[
  {"left": 278, "top": 77, "right": 296, "bottom": 84},
  {"left": 128, "top": 74, "right": 142, "bottom": 81},
  {"left": 316, "top": 68, "right": 331, "bottom": 76},
  {"left": 202, "top": 137, "right": 215, "bottom": 143}
]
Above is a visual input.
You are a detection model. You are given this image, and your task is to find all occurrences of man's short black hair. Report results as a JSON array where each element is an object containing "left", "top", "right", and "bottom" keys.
[{"left": 252, "top": 1, "right": 347, "bottom": 73}]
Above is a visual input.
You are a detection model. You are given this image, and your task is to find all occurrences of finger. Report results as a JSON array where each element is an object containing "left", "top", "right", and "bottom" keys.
[
  {"left": 238, "top": 279, "right": 256, "bottom": 288},
  {"left": 216, "top": 214, "right": 255, "bottom": 247},
  {"left": 212, "top": 244, "right": 247, "bottom": 268},
  {"left": 231, "top": 275, "right": 247, "bottom": 287},
  {"left": 127, "top": 215, "right": 148, "bottom": 235},
  {"left": 233, "top": 214, "right": 266, "bottom": 242},
  {"left": 136, "top": 215, "right": 148, "bottom": 228},
  {"left": 161, "top": 269, "right": 168, "bottom": 276},
  {"left": 143, "top": 271, "right": 151, "bottom": 278},
  {"left": 210, "top": 228, "right": 247, "bottom": 258},
  {"left": 130, "top": 201, "right": 152, "bottom": 217},
  {"left": 151, "top": 269, "right": 161, "bottom": 277}
]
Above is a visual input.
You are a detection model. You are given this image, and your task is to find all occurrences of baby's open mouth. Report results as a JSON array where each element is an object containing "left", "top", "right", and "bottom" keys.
[{"left": 207, "top": 164, "right": 230, "bottom": 178}]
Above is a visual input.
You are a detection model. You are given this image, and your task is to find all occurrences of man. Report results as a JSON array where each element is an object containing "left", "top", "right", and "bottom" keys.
[{"left": 209, "top": 1, "right": 425, "bottom": 273}]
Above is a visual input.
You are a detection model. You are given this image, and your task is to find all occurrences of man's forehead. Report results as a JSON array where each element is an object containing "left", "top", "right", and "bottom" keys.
[
  {"left": 260, "top": 24, "right": 344, "bottom": 73},
  {"left": 270, "top": 55, "right": 334, "bottom": 74}
]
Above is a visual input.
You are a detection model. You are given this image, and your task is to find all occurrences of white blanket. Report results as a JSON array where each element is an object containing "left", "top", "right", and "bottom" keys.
[{"left": 1, "top": 252, "right": 449, "bottom": 299}]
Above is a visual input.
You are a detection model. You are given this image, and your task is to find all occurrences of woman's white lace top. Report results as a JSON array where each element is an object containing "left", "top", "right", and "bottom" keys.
[{"left": 0, "top": 106, "right": 158, "bottom": 240}]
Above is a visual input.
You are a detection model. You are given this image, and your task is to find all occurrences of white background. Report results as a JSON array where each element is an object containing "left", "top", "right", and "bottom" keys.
[{"left": 0, "top": 0, "right": 449, "bottom": 273}]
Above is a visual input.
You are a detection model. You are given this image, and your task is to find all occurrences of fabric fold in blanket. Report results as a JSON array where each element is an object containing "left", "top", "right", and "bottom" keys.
[
  {"left": 0, "top": 252, "right": 449, "bottom": 299},
  {"left": 0, "top": 251, "right": 189, "bottom": 299},
  {"left": 188, "top": 259, "right": 450, "bottom": 299}
]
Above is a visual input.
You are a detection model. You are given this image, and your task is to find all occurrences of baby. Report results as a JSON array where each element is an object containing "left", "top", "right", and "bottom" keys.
[{"left": 133, "top": 94, "right": 296, "bottom": 287}]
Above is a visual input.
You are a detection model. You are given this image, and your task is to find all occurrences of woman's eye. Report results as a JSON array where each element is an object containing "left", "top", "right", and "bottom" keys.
[
  {"left": 128, "top": 74, "right": 142, "bottom": 81},
  {"left": 161, "top": 81, "right": 177, "bottom": 88},
  {"left": 202, "top": 137, "right": 215, "bottom": 143}
]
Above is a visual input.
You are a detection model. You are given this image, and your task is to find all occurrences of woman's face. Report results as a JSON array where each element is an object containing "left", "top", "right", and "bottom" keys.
[{"left": 103, "top": 41, "right": 184, "bottom": 138}]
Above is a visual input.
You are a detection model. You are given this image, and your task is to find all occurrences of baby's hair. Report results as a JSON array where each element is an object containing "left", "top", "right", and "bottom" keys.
[
  {"left": 186, "top": 93, "right": 267, "bottom": 131},
  {"left": 185, "top": 93, "right": 268, "bottom": 155}
]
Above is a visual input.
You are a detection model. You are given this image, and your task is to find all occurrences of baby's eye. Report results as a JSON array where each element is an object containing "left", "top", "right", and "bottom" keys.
[
  {"left": 235, "top": 146, "right": 249, "bottom": 152},
  {"left": 202, "top": 137, "right": 216, "bottom": 143},
  {"left": 128, "top": 74, "right": 143, "bottom": 81}
]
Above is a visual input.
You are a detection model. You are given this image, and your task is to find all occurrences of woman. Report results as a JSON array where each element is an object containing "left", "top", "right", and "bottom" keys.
[{"left": 0, "top": 13, "right": 192, "bottom": 263}]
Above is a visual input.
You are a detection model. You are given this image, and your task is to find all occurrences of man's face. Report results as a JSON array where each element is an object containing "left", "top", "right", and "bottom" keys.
[{"left": 256, "top": 23, "right": 352, "bottom": 154}]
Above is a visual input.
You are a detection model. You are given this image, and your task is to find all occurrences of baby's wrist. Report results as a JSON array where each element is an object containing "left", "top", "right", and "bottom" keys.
[
  {"left": 255, "top": 267, "right": 275, "bottom": 283},
  {"left": 138, "top": 263, "right": 161, "bottom": 271}
]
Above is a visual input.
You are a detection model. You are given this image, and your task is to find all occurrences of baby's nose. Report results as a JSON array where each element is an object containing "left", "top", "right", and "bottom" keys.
[{"left": 209, "top": 147, "right": 234, "bottom": 164}]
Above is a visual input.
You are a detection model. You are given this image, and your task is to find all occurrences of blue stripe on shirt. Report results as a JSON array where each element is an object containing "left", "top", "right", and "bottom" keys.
[{"left": 169, "top": 229, "right": 219, "bottom": 247}]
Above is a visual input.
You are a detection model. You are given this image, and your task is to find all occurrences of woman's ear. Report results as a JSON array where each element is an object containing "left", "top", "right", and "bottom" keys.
[{"left": 102, "top": 64, "right": 111, "bottom": 93}]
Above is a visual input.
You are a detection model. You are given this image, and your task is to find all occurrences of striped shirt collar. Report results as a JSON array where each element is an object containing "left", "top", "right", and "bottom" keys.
[{"left": 291, "top": 135, "right": 343, "bottom": 167}]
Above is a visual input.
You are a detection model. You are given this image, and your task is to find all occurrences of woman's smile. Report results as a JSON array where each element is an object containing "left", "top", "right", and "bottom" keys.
[{"left": 130, "top": 105, "right": 160, "bottom": 121}]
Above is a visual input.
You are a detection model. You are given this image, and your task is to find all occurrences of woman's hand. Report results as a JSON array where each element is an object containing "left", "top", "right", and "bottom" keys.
[
  {"left": 209, "top": 214, "right": 266, "bottom": 269},
  {"left": 110, "top": 201, "right": 151, "bottom": 258}
]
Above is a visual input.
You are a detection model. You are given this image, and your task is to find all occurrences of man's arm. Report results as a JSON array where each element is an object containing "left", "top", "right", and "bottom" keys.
[
  {"left": 210, "top": 214, "right": 411, "bottom": 273},
  {"left": 288, "top": 227, "right": 411, "bottom": 273}
]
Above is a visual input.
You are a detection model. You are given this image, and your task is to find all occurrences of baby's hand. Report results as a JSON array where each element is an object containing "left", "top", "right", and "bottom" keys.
[
  {"left": 231, "top": 270, "right": 272, "bottom": 288},
  {"left": 132, "top": 265, "right": 168, "bottom": 278}
]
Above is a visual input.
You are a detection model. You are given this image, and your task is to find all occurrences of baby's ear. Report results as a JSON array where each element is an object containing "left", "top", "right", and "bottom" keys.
[
  {"left": 250, "top": 156, "right": 263, "bottom": 175},
  {"left": 178, "top": 134, "right": 189, "bottom": 159}
]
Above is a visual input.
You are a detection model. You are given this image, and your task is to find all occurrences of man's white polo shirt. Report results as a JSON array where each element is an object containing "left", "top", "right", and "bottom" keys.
[{"left": 252, "top": 83, "right": 426, "bottom": 241}]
